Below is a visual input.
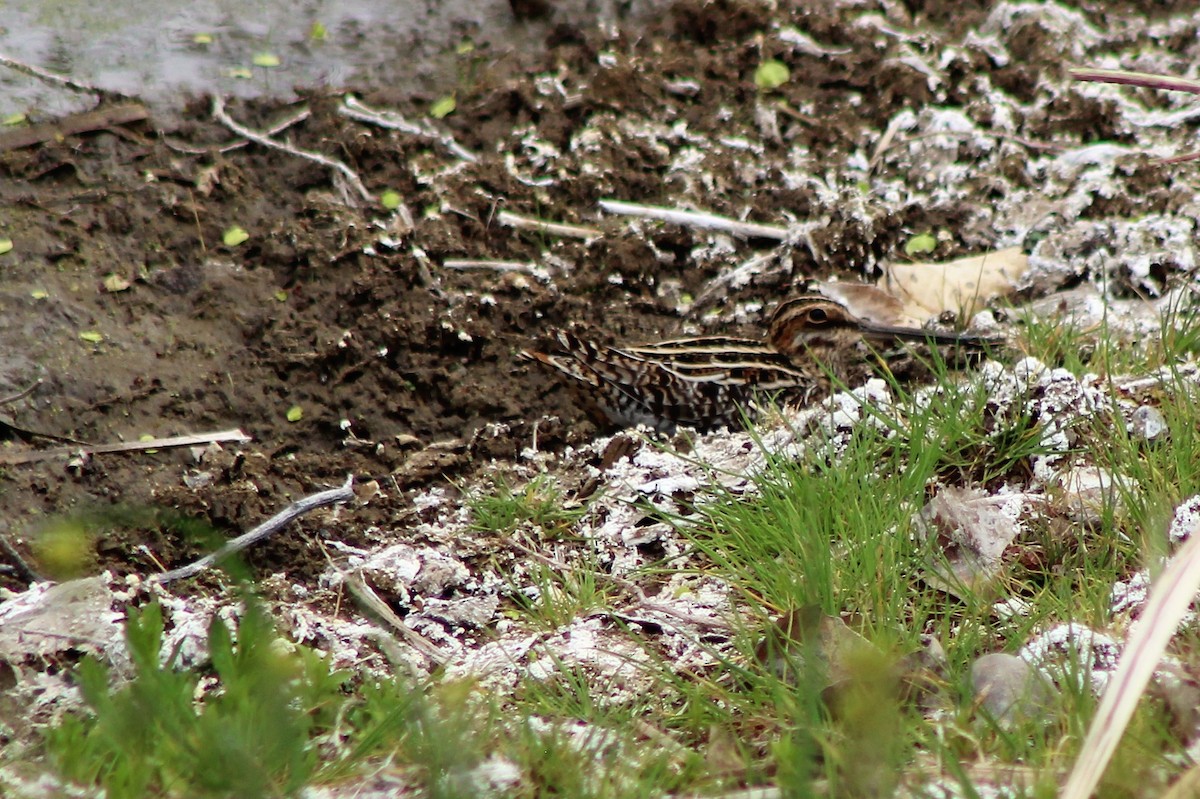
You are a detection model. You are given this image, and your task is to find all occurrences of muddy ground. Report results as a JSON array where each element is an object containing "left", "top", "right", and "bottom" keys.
[{"left": 2, "top": 0, "right": 1199, "bottom": 759}]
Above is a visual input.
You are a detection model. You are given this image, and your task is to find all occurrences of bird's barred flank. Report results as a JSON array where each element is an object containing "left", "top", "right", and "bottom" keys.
[{"left": 522, "top": 295, "right": 996, "bottom": 432}]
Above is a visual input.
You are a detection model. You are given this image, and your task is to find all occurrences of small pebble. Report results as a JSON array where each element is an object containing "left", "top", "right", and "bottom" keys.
[
  {"left": 1130, "top": 404, "right": 1167, "bottom": 442},
  {"left": 971, "top": 652, "right": 1054, "bottom": 725}
]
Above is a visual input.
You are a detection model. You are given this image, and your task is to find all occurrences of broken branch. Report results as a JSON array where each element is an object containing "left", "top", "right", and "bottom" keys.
[
  {"left": 1070, "top": 68, "right": 1200, "bottom": 95},
  {"left": 152, "top": 475, "right": 355, "bottom": 584},
  {"left": 212, "top": 95, "right": 373, "bottom": 203},
  {"left": 497, "top": 210, "right": 600, "bottom": 240},
  {"left": 598, "top": 199, "right": 789, "bottom": 241},
  {"left": 339, "top": 95, "right": 478, "bottom": 163},
  {"left": 0, "top": 428, "right": 251, "bottom": 465}
]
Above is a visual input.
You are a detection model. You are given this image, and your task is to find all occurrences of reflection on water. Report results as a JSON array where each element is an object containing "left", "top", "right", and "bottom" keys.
[{"left": 0, "top": 0, "right": 659, "bottom": 115}]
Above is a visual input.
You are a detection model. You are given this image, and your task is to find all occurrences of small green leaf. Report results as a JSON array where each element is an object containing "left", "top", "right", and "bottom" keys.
[
  {"left": 228, "top": 66, "right": 253, "bottom": 80},
  {"left": 754, "top": 59, "right": 790, "bottom": 91},
  {"left": 192, "top": 32, "right": 213, "bottom": 45},
  {"left": 0, "top": 238, "right": 13, "bottom": 254},
  {"left": 31, "top": 289, "right": 48, "bottom": 300},
  {"left": 79, "top": 331, "right": 103, "bottom": 343},
  {"left": 252, "top": 52, "right": 281, "bottom": 68},
  {"left": 904, "top": 232, "right": 937, "bottom": 256},
  {"left": 286, "top": 405, "right": 303, "bottom": 422},
  {"left": 309, "top": 21, "right": 327, "bottom": 41},
  {"left": 380, "top": 190, "right": 402, "bottom": 210},
  {"left": 430, "top": 95, "right": 456, "bottom": 119},
  {"left": 103, "top": 273, "right": 131, "bottom": 292},
  {"left": 456, "top": 38, "right": 475, "bottom": 55},
  {"left": 1, "top": 114, "right": 26, "bottom": 126},
  {"left": 223, "top": 226, "right": 250, "bottom": 247},
  {"left": 274, "top": 290, "right": 289, "bottom": 302}
]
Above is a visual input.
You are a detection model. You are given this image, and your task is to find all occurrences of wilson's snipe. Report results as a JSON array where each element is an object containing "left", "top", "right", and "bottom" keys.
[{"left": 523, "top": 295, "right": 991, "bottom": 432}]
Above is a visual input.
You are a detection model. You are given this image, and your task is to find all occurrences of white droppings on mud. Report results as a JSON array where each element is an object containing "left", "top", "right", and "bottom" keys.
[
  {"left": 1110, "top": 570, "right": 1152, "bottom": 619},
  {"left": 1169, "top": 495, "right": 1200, "bottom": 543},
  {"left": 0, "top": 577, "right": 127, "bottom": 688},
  {"left": 1020, "top": 622, "right": 1121, "bottom": 694},
  {"left": 412, "top": 485, "right": 448, "bottom": 512},
  {"left": 151, "top": 588, "right": 238, "bottom": 669}
]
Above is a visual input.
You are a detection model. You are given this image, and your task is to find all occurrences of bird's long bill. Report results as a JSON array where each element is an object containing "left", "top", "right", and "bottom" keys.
[{"left": 856, "top": 320, "right": 993, "bottom": 346}]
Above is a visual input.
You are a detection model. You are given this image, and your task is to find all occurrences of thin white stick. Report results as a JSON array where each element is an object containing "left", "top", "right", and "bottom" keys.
[
  {"left": 212, "top": 96, "right": 373, "bottom": 202},
  {"left": 0, "top": 53, "right": 108, "bottom": 96},
  {"left": 598, "top": 199, "right": 789, "bottom": 241},
  {"left": 165, "top": 108, "right": 311, "bottom": 155},
  {"left": 443, "top": 259, "right": 539, "bottom": 273},
  {"left": 152, "top": 475, "right": 355, "bottom": 584},
  {"left": 1061, "top": 520, "right": 1200, "bottom": 799},
  {"left": 497, "top": 210, "right": 600, "bottom": 239},
  {"left": 0, "top": 428, "right": 252, "bottom": 465},
  {"left": 1070, "top": 67, "right": 1200, "bottom": 95},
  {"left": 339, "top": 95, "right": 478, "bottom": 163}
]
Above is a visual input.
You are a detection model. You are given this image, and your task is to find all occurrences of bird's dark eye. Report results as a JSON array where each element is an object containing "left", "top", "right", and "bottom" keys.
[{"left": 806, "top": 307, "right": 828, "bottom": 324}]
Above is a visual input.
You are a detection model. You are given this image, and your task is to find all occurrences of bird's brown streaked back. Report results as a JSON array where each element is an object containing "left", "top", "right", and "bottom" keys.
[{"left": 521, "top": 330, "right": 817, "bottom": 432}]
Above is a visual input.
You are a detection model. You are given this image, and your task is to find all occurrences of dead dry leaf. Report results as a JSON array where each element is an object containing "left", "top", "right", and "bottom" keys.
[
  {"left": 885, "top": 247, "right": 1028, "bottom": 320},
  {"left": 914, "top": 486, "right": 1038, "bottom": 599}
]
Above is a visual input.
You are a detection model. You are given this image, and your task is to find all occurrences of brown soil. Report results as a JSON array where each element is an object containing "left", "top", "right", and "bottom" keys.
[{"left": 0, "top": 0, "right": 1187, "bottom": 592}]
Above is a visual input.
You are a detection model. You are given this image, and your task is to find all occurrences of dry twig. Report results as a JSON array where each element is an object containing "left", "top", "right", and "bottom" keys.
[
  {"left": 1061, "top": 520, "right": 1200, "bottom": 799},
  {"left": 0, "top": 103, "right": 148, "bottom": 153},
  {"left": 339, "top": 571, "right": 451, "bottom": 667},
  {"left": 1070, "top": 67, "right": 1200, "bottom": 163},
  {"left": 0, "top": 428, "right": 250, "bottom": 465},
  {"left": 497, "top": 210, "right": 601, "bottom": 240},
  {"left": 0, "top": 379, "right": 42, "bottom": 407},
  {"left": 152, "top": 475, "right": 355, "bottom": 584},
  {"left": 212, "top": 95, "right": 373, "bottom": 202},
  {"left": 1070, "top": 67, "right": 1200, "bottom": 95},
  {"left": 339, "top": 95, "right": 478, "bottom": 163},
  {"left": 598, "top": 199, "right": 789, "bottom": 241},
  {"left": 0, "top": 52, "right": 115, "bottom": 97},
  {"left": 443, "top": 259, "right": 541, "bottom": 274},
  {"left": 164, "top": 107, "right": 311, "bottom": 155}
]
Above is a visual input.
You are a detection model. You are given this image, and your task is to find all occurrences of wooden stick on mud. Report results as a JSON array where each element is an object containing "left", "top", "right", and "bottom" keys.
[
  {"left": 0, "top": 428, "right": 251, "bottom": 465},
  {"left": 443, "top": 259, "right": 542, "bottom": 274},
  {"left": 598, "top": 199, "right": 790, "bottom": 241},
  {"left": 152, "top": 475, "right": 356, "bottom": 584},
  {"left": 0, "top": 103, "right": 149, "bottom": 153},
  {"left": 211, "top": 96, "right": 373, "bottom": 203},
  {"left": 0, "top": 379, "right": 43, "bottom": 407},
  {"left": 1070, "top": 67, "right": 1200, "bottom": 95},
  {"left": 164, "top": 107, "right": 311, "bottom": 155},
  {"left": 340, "top": 571, "right": 451, "bottom": 667},
  {"left": 497, "top": 210, "right": 601, "bottom": 240},
  {"left": 339, "top": 95, "right": 478, "bottom": 163},
  {"left": 0, "top": 53, "right": 116, "bottom": 97}
]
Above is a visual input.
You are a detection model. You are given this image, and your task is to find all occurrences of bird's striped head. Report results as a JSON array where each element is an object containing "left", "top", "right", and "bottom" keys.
[{"left": 767, "top": 294, "right": 991, "bottom": 365}]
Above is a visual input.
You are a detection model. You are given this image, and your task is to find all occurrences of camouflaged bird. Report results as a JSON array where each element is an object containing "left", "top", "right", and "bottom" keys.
[{"left": 522, "top": 294, "right": 992, "bottom": 432}]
